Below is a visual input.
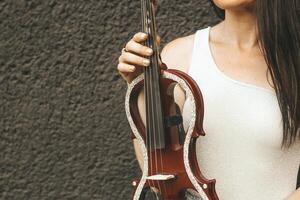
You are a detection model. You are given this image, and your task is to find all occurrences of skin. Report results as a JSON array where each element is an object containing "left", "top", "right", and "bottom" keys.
[{"left": 117, "top": 0, "right": 300, "bottom": 198}]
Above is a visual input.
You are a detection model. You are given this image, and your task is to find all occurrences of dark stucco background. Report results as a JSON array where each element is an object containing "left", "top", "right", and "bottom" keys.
[{"left": 0, "top": 0, "right": 298, "bottom": 200}]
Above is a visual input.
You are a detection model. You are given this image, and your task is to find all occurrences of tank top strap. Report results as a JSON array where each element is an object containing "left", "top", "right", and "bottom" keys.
[{"left": 188, "top": 26, "right": 211, "bottom": 79}]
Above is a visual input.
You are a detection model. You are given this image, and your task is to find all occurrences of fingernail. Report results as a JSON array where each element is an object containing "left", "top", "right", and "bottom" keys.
[
  {"left": 146, "top": 49, "right": 153, "bottom": 55},
  {"left": 142, "top": 33, "right": 147, "bottom": 38},
  {"left": 143, "top": 59, "right": 150, "bottom": 66},
  {"left": 129, "top": 65, "right": 135, "bottom": 71}
]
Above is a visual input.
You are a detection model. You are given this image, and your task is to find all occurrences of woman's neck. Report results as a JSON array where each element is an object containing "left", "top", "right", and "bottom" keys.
[{"left": 220, "top": 8, "right": 258, "bottom": 50}]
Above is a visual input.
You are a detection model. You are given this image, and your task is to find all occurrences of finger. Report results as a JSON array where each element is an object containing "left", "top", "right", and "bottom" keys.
[
  {"left": 119, "top": 52, "right": 150, "bottom": 67},
  {"left": 117, "top": 63, "right": 136, "bottom": 73},
  {"left": 126, "top": 40, "right": 153, "bottom": 56},
  {"left": 117, "top": 70, "right": 131, "bottom": 83},
  {"left": 132, "top": 32, "right": 148, "bottom": 43}
]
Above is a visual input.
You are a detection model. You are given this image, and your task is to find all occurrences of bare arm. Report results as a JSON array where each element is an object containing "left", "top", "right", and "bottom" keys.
[{"left": 285, "top": 188, "right": 300, "bottom": 200}]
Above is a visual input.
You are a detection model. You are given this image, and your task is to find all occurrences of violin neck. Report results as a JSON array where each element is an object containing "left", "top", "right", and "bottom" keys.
[
  {"left": 141, "top": 0, "right": 165, "bottom": 150},
  {"left": 141, "top": 0, "right": 159, "bottom": 59}
]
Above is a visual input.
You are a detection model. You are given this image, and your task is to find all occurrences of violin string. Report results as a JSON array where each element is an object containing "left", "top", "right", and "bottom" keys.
[
  {"left": 141, "top": 0, "right": 146, "bottom": 157},
  {"left": 142, "top": 0, "right": 153, "bottom": 190},
  {"left": 148, "top": 0, "right": 168, "bottom": 196},
  {"left": 149, "top": 1, "right": 166, "bottom": 195},
  {"left": 148, "top": 0, "right": 159, "bottom": 191},
  {"left": 145, "top": 0, "right": 161, "bottom": 193},
  {"left": 149, "top": 1, "right": 167, "bottom": 195}
]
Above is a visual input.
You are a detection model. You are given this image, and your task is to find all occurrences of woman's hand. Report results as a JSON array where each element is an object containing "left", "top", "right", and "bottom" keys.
[{"left": 117, "top": 32, "right": 160, "bottom": 83}]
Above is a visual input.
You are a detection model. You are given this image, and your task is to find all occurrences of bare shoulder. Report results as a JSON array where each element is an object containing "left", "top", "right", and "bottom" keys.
[{"left": 160, "top": 33, "right": 195, "bottom": 73}]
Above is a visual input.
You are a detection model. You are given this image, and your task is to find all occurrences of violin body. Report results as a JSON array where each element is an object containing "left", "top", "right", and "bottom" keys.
[
  {"left": 125, "top": 69, "right": 219, "bottom": 200},
  {"left": 124, "top": 0, "right": 219, "bottom": 199}
]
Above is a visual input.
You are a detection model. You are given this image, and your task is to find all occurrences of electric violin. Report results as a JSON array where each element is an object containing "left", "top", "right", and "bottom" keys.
[{"left": 125, "top": 0, "right": 219, "bottom": 199}]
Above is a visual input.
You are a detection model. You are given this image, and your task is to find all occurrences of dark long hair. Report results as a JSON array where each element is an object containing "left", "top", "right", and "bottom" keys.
[{"left": 209, "top": 0, "right": 300, "bottom": 148}]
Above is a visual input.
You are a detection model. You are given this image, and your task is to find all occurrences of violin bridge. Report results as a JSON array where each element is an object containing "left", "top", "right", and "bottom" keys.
[{"left": 146, "top": 174, "right": 176, "bottom": 181}]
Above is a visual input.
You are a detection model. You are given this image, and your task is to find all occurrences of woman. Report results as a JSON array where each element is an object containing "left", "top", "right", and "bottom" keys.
[{"left": 117, "top": 0, "right": 300, "bottom": 199}]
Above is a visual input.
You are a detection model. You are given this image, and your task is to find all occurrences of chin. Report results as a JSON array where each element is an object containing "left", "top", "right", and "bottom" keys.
[{"left": 212, "top": 0, "right": 255, "bottom": 10}]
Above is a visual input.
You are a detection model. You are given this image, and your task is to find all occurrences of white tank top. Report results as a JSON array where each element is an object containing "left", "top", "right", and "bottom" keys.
[{"left": 183, "top": 26, "right": 300, "bottom": 200}]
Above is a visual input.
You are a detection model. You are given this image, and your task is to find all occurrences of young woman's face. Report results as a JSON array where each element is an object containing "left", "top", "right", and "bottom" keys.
[{"left": 212, "top": 0, "right": 255, "bottom": 10}]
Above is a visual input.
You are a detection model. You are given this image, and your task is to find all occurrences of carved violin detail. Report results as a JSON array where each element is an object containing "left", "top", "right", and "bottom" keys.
[{"left": 124, "top": 0, "right": 219, "bottom": 199}]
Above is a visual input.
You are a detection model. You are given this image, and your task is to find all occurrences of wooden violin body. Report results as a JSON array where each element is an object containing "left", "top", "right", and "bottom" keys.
[
  {"left": 124, "top": 0, "right": 219, "bottom": 199},
  {"left": 125, "top": 69, "right": 219, "bottom": 200}
]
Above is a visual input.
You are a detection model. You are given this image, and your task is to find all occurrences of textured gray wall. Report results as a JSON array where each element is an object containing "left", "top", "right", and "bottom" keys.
[{"left": 0, "top": 0, "right": 298, "bottom": 200}]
